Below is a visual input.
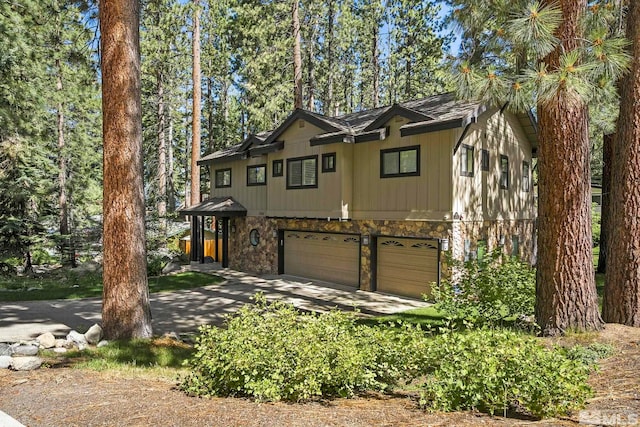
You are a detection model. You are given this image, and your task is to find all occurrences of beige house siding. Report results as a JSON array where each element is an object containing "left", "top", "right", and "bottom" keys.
[
  {"left": 267, "top": 120, "right": 353, "bottom": 218},
  {"left": 211, "top": 157, "right": 267, "bottom": 215},
  {"left": 452, "top": 109, "right": 535, "bottom": 222},
  {"left": 352, "top": 117, "right": 454, "bottom": 221}
]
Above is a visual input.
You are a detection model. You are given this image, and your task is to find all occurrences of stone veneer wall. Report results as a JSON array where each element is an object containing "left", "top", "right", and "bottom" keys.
[{"left": 227, "top": 216, "right": 536, "bottom": 292}]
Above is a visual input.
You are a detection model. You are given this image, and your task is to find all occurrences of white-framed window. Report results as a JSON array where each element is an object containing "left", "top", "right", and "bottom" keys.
[
  {"left": 461, "top": 144, "right": 474, "bottom": 177},
  {"left": 522, "top": 161, "right": 530, "bottom": 192},
  {"left": 500, "top": 155, "right": 509, "bottom": 189}
]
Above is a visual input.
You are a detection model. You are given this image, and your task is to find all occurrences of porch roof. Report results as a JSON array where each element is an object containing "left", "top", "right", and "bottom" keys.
[{"left": 179, "top": 197, "right": 248, "bottom": 217}]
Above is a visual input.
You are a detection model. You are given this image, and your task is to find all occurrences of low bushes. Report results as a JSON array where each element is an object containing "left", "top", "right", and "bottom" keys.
[
  {"left": 181, "top": 296, "right": 595, "bottom": 418},
  {"left": 432, "top": 251, "right": 536, "bottom": 326},
  {"left": 419, "top": 328, "right": 592, "bottom": 417},
  {"left": 181, "top": 294, "right": 420, "bottom": 401}
]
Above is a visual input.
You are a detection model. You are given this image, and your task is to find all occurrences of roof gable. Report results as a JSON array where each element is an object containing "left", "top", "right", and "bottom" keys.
[
  {"left": 363, "top": 104, "right": 436, "bottom": 132},
  {"left": 261, "top": 109, "right": 350, "bottom": 146}
]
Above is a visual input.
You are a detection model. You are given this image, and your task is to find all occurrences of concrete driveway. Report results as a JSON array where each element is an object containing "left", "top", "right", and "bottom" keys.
[{"left": 0, "top": 266, "right": 428, "bottom": 342}]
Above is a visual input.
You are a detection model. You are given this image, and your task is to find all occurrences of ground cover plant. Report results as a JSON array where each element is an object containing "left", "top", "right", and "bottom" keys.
[
  {"left": 0, "top": 271, "right": 221, "bottom": 302},
  {"left": 181, "top": 295, "right": 595, "bottom": 419},
  {"left": 432, "top": 250, "right": 536, "bottom": 327}
]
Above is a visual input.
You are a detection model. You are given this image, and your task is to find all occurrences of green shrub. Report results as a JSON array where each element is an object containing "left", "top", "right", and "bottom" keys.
[
  {"left": 432, "top": 251, "right": 536, "bottom": 326},
  {"left": 419, "top": 328, "right": 592, "bottom": 418},
  {"left": 180, "top": 295, "right": 419, "bottom": 401},
  {"left": 146, "top": 254, "right": 167, "bottom": 277}
]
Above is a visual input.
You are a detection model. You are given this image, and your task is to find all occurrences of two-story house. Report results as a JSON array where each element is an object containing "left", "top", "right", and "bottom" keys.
[{"left": 181, "top": 93, "right": 538, "bottom": 300}]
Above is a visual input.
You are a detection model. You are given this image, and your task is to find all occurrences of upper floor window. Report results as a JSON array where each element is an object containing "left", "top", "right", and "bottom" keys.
[
  {"left": 500, "top": 155, "right": 509, "bottom": 189},
  {"left": 322, "top": 153, "right": 336, "bottom": 173},
  {"left": 380, "top": 145, "right": 420, "bottom": 178},
  {"left": 522, "top": 161, "right": 530, "bottom": 192},
  {"left": 215, "top": 168, "right": 231, "bottom": 188},
  {"left": 287, "top": 155, "right": 317, "bottom": 189},
  {"left": 247, "top": 164, "right": 266, "bottom": 186},
  {"left": 481, "top": 149, "right": 490, "bottom": 171},
  {"left": 272, "top": 159, "right": 283, "bottom": 177},
  {"left": 460, "top": 144, "right": 474, "bottom": 177}
]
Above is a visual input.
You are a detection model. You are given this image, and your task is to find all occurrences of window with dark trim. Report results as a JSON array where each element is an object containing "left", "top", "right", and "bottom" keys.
[
  {"left": 322, "top": 153, "right": 336, "bottom": 172},
  {"left": 247, "top": 164, "right": 266, "bottom": 186},
  {"left": 215, "top": 168, "right": 231, "bottom": 188},
  {"left": 380, "top": 145, "right": 420, "bottom": 178},
  {"left": 522, "top": 161, "right": 530, "bottom": 192},
  {"left": 500, "top": 155, "right": 509, "bottom": 189},
  {"left": 287, "top": 155, "right": 317, "bottom": 189},
  {"left": 272, "top": 159, "right": 283, "bottom": 177},
  {"left": 460, "top": 144, "right": 474, "bottom": 177},
  {"left": 481, "top": 149, "right": 490, "bottom": 171}
]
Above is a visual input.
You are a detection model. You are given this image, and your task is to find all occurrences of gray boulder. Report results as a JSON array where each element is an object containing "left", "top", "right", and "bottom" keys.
[
  {"left": 0, "top": 355, "right": 12, "bottom": 369},
  {"left": 53, "top": 347, "right": 67, "bottom": 354},
  {"left": 97, "top": 340, "right": 109, "bottom": 348},
  {"left": 11, "top": 356, "right": 42, "bottom": 371},
  {"left": 37, "top": 332, "right": 56, "bottom": 349},
  {"left": 54, "top": 339, "right": 68, "bottom": 348},
  {"left": 84, "top": 324, "right": 103, "bottom": 345},
  {"left": 0, "top": 343, "right": 11, "bottom": 356},
  {"left": 11, "top": 344, "right": 39, "bottom": 357},
  {"left": 162, "top": 260, "right": 182, "bottom": 274},
  {"left": 66, "top": 330, "right": 88, "bottom": 347}
]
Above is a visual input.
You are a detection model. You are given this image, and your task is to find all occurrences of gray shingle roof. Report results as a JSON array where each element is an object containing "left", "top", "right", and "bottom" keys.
[{"left": 198, "top": 92, "right": 520, "bottom": 163}]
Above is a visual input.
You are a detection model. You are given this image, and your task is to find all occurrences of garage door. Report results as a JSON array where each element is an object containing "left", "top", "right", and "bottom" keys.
[
  {"left": 376, "top": 237, "right": 439, "bottom": 299},
  {"left": 284, "top": 231, "right": 360, "bottom": 287}
]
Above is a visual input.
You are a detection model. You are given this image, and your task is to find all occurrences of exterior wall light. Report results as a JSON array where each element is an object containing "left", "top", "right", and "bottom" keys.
[{"left": 362, "top": 235, "right": 370, "bottom": 246}]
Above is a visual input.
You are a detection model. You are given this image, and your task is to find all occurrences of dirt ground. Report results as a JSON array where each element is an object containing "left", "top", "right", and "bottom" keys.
[{"left": 1, "top": 324, "right": 639, "bottom": 427}]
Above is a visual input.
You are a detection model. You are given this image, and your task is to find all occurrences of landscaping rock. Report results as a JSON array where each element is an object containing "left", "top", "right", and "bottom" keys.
[
  {"left": 0, "top": 355, "right": 12, "bottom": 369},
  {"left": 162, "top": 260, "right": 182, "bottom": 274},
  {"left": 53, "top": 339, "right": 67, "bottom": 348},
  {"left": 11, "top": 356, "right": 42, "bottom": 371},
  {"left": 203, "top": 256, "right": 214, "bottom": 264},
  {"left": 37, "top": 332, "right": 56, "bottom": 349},
  {"left": 53, "top": 347, "right": 67, "bottom": 354},
  {"left": 84, "top": 324, "right": 103, "bottom": 345},
  {"left": 77, "top": 343, "right": 87, "bottom": 351},
  {"left": 0, "top": 343, "right": 11, "bottom": 356},
  {"left": 97, "top": 340, "right": 109, "bottom": 348},
  {"left": 66, "top": 330, "right": 88, "bottom": 347},
  {"left": 11, "top": 344, "right": 39, "bottom": 357}
]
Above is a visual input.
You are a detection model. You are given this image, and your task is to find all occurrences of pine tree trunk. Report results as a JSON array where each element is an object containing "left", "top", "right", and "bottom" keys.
[
  {"left": 100, "top": 0, "right": 152, "bottom": 339},
  {"left": 191, "top": 0, "right": 201, "bottom": 206},
  {"left": 167, "top": 109, "right": 175, "bottom": 213},
  {"left": 307, "top": 36, "right": 315, "bottom": 111},
  {"left": 326, "top": 0, "right": 334, "bottom": 115},
  {"left": 603, "top": 0, "right": 640, "bottom": 326},
  {"left": 372, "top": 26, "right": 379, "bottom": 108},
  {"left": 535, "top": 0, "right": 603, "bottom": 335},
  {"left": 207, "top": 74, "right": 214, "bottom": 151},
  {"left": 292, "top": 0, "right": 303, "bottom": 109},
  {"left": 56, "top": 58, "right": 72, "bottom": 266},
  {"left": 157, "top": 72, "right": 167, "bottom": 241},
  {"left": 597, "top": 133, "right": 613, "bottom": 274}
]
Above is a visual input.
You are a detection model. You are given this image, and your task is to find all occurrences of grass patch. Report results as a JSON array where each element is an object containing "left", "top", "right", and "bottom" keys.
[
  {"left": 47, "top": 337, "right": 195, "bottom": 378},
  {"left": 0, "top": 271, "right": 221, "bottom": 302}
]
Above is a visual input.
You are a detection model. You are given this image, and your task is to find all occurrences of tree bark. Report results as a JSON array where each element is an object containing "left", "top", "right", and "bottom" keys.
[
  {"left": 56, "top": 58, "right": 73, "bottom": 267},
  {"left": 100, "top": 0, "right": 152, "bottom": 339},
  {"left": 191, "top": 0, "right": 201, "bottom": 206},
  {"left": 292, "top": 0, "right": 303, "bottom": 109},
  {"left": 325, "top": 0, "right": 334, "bottom": 115},
  {"left": 167, "top": 108, "right": 175, "bottom": 213},
  {"left": 535, "top": 0, "right": 603, "bottom": 335},
  {"left": 603, "top": 0, "right": 640, "bottom": 326},
  {"left": 597, "top": 133, "right": 613, "bottom": 274},
  {"left": 372, "top": 25, "right": 379, "bottom": 108}
]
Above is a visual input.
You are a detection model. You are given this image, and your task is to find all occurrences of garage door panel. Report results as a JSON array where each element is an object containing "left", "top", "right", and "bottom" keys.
[
  {"left": 284, "top": 232, "right": 360, "bottom": 288},
  {"left": 377, "top": 237, "right": 439, "bottom": 299}
]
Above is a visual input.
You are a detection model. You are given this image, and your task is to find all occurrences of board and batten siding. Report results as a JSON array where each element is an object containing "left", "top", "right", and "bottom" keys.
[
  {"left": 211, "top": 157, "right": 267, "bottom": 215},
  {"left": 266, "top": 120, "right": 353, "bottom": 218},
  {"left": 352, "top": 116, "right": 454, "bottom": 221},
  {"left": 452, "top": 109, "right": 535, "bottom": 221}
]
